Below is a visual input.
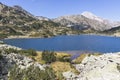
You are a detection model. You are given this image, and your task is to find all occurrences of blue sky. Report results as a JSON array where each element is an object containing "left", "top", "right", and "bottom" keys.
[{"left": 0, "top": 0, "right": 120, "bottom": 21}]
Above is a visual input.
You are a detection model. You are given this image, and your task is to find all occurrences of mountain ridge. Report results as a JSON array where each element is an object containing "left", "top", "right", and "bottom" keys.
[
  {"left": 53, "top": 11, "right": 120, "bottom": 31},
  {"left": 0, "top": 2, "right": 79, "bottom": 39},
  {"left": 0, "top": 2, "right": 120, "bottom": 38}
]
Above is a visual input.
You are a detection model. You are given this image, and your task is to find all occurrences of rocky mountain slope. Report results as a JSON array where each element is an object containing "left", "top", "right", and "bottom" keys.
[
  {"left": 0, "top": 2, "right": 78, "bottom": 39},
  {"left": 1, "top": 2, "right": 120, "bottom": 38},
  {"left": 53, "top": 11, "right": 120, "bottom": 31},
  {"left": 13, "top": 5, "right": 37, "bottom": 19},
  {"left": 36, "top": 16, "right": 50, "bottom": 21},
  {"left": 102, "top": 26, "right": 120, "bottom": 36}
]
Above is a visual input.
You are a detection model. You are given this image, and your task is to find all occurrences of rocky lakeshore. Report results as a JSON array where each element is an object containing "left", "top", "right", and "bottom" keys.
[
  {"left": 77, "top": 53, "right": 120, "bottom": 80},
  {"left": 0, "top": 44, "right": 45, "bottom": 80},
  {"left": 64, "top": 53, "right": 120, "bottom": 80},
  {"left": 0, "top": 43, "right": 120, "bottom": 80}
]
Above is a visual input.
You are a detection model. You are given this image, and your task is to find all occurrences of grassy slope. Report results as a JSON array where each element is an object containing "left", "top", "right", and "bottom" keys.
[{"left": 30, "top": 51, "right": 71, "bottom": 64}]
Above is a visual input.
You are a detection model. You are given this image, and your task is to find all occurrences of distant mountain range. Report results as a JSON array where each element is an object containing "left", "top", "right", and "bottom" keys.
[
  {"left": 0, "top": 2, "right": 120, "bottom": 38},
  {"left": 53, "top": 11, "right": 120, "bottom": 31}
]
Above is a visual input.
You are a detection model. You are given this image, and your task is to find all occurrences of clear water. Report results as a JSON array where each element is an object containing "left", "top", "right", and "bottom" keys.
[{"left": 3, "top": 35, "right": 120, "bottom": 53}]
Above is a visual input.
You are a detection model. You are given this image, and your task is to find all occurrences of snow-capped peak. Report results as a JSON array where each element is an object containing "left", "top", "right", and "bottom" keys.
[{"left": 81, "top": 11, "right": 104, "bottom": 22}]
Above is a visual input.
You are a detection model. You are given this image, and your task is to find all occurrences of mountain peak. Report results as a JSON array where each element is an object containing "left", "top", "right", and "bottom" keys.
[
  {"left": 13, "top": 5, "right": 36, "bottom": 19},
  {"left": 0, "top": 2, "right": 4, "bottom": 5},
  {"left": 0, "top": 2, "right": 8, "bottom": 7},
  {"left": 81, "top": 11, "right": 95, "bottom": 16},
  {"left": 0, "top": 2, "right": 6, "bottom": 11},
  {"left": 81, "top": 11, "right": 104, "bottom": 22},
  {"left": 13, "top": 5, "right": 23, "bottom": 10}
]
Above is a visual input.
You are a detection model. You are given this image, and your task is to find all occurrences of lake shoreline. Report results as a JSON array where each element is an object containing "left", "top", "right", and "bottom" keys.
[{"left": 3, "top": 33, "right": 120, "bottom": 40}]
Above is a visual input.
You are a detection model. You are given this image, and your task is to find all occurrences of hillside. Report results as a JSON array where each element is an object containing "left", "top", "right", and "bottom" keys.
[
  {"left": 0, "top": 3, "right": 80, "bottom": 39},
  {"left": 53, "top": 12, "right": 120, "bottom": 31},
  {"left": 1, "top": 2, "right": 120, "bottom": 39},
  {"left": 0, "top": 2, "right": 117, "bottom": 39},
  {"left": 102, "top": 26, "right": 120, "bottom": 36}
]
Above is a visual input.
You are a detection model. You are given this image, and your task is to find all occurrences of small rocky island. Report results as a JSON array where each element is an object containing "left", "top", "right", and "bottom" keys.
[{"left": 0, "top": 43, "right": 120, "bottom": 80}]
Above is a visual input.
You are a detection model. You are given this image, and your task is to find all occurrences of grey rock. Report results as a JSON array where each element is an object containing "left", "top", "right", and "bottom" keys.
[
  {"left": 0, "top": 44, "right": 45, "bottom": 80},
  {"left": 53, "top": 12, "right": 120, "bottom": 31}
]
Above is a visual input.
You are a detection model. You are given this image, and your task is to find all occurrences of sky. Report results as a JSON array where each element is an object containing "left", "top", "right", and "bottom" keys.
[{"left": 0, "top": 0, "right": 120, "bottom": 21}]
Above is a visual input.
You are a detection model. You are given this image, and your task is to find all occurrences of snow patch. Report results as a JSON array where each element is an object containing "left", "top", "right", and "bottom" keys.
[{"left": 81, "top": 11, "right": 104, "bottom": 22}]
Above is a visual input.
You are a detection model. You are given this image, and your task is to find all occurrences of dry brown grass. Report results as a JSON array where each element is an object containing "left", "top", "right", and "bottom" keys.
[
  {"left": 51, "top": 61, "right": 79, "bottom": 78},
  {"left": 29, "top": 51, "right": 45, "bottom": 64},
  {"left": 72, "top": 53, "right": 101, "bottom": 64},
  {"left": 72, "top": 53, "right": 88, "bottom": 64},
  {"left": 30, "top": 51, "right": 72, "bottom": 64},
  {"left": 55, "top": 52, "right": 71, "bottom": 59},
  {"left": 29, "top": 51, "right": 79, "bottom": 79}
]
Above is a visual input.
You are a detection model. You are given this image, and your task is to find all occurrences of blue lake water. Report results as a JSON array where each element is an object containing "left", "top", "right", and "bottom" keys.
[{"left": 3, "top": 35, "right": 120, "bottom": 53}]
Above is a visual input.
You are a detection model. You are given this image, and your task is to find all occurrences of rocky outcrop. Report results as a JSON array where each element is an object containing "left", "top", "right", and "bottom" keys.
[
  {"left": 36, "top": 16, "right": 50, "bottom": 21},
  {"left": 0, "top": 44, "right": 21, "bottom": 50},
  {"left": 63, "top": 71, "right": 78, "bottom": 80},
  {"left": 64, "top": 52, "right": 120, "bottom": 80},
  {"left": 0, "top": 44, "right": 44, "bottom": 80}
]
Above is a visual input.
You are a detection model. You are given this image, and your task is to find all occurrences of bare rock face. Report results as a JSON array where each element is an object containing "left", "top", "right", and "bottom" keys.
[
  {"left": 53, "top": 12, "right": 120, "bottom": 31},
  {"left": 36, "top": 16, "right": 50, "bottom": 21},
  {"left": 63, "top": 53, "right": 120, "bottom": 80},
  {"left": 0, "top": 53, "right": 33, "bottom": 80},
  {"left": 69, "top": 53, "right": 120, "bottom": 80},
  {"left": 0, "top": 2, "right": 4, "bottom": 12},
  {"left": 81, "top": 11, "right": 104, "bottom": 22}
]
